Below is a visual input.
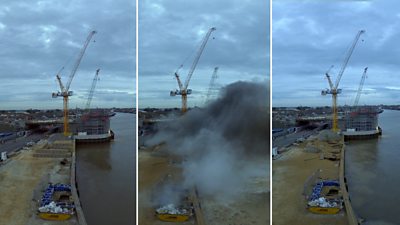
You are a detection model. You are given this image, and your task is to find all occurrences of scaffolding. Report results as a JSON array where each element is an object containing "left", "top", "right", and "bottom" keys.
[
  {"left": 76, "top": 109, "right": 110, "bottom": 135},
  {"left": 345, "top": 107, "right": 378, "bottom": 132}
]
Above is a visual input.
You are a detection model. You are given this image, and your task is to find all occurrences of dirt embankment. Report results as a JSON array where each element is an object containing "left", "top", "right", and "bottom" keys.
[
  {"left": 273, "top": 133, "right": 348, "bottom": 225},
  {"left": 0, "top": 139, "right": 76, "bottom": 225},
  {"left": 138, "top": 146, "right": 193, "bottom": 225}
]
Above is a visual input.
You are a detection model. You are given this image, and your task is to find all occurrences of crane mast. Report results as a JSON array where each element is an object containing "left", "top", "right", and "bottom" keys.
[
  {"left": 322, "top": 30, "right": 365, "bottom": 132},
  {"left": 52, "top": 30, "right": 96, "bottom": 136},
  {"left": 171, "top": 27, "right": 216, "bottom": 113},
  {"left": 86, "top": 69, "right": 100, "bottom": 110},
  {"left": 353, "top": 67, "right": 368, "bottom": 107}
]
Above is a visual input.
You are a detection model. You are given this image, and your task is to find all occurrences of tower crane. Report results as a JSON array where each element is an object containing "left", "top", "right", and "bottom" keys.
[
  {"left": 353, "top": 67, "right": 368, "bottom": 107},
  {"left": 321, "top": 30, "right": 365, "bottom": 132},
  {"left": 170, "top": 27, "right": 216, "bottom": 113},
  {"left": 52, "top": 30, "right": 96, "bottom": 136},
  {"left": 86, "top": 69, "right": 100, "bottom": 110},
  {"left": 205, "top": 67, "right": 219, "bottom": 103}
]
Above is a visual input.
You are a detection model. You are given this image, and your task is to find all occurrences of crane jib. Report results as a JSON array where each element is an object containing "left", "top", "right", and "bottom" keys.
[
  {"left": 322, "top": 29, "right": 365, "bottom": 132},
  {"left": 52, "top": 30, "right": 97, "bottom": 136},
  {"left": 65, "top": 30, "right": 97, "bottom": 91},
  {"left": 183, "top": 27, "right": 216, "bottom": 90},
  {"left": 205, "top": 67, "right": 219, "bottom": 103},
  {"left": 334, "top": 30, "right": 365, "bottom": 89},
  {"left": 171, "top": 27, "right": 216, "bottom": 113},
  {"left": 354, "top": 67, "right": 368, "bottom": 107},
  {"left": 86, "top": 69, "right": 101, "bottom": 110}
]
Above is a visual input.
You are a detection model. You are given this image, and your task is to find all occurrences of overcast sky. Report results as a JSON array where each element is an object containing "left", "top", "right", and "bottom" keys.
[
  {"left": 0, "top": 0, "right": 135, "bottom": 110},
  {"left": 138, "top": 0, "right": 269, "bottom": 108},
  {"left": 273, "top": 0, "right": 400, "bottom": 107}
]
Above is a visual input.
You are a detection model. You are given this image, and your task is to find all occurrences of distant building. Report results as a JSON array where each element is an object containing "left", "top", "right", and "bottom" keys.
[
  {"left": 343, "top": 106, "right": 381, "bottom": 140},
  {"left": 73, "top": 109, "right": 114, "bottom": 143}
]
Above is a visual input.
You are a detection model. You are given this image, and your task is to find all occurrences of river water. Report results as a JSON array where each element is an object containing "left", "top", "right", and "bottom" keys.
[
  {"left": 76, "top": 113, "right": 135, "bottom": 225},
  {"left": 346, "top": 110, "right": 400, "bottom": 225}
]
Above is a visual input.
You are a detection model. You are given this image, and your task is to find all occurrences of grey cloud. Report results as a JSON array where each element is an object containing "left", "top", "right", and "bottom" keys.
[
  {"left": 0, "top": 0, "right": 135, "bottom": 109},
  {"left": 273, "top": 0, "right": 400, "bottom": 106},
  {"left": 139, "top": 0, "right": 269, "bottom": 108}
]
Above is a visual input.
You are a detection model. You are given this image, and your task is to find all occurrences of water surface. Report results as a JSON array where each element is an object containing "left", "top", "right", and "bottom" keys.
[
  {"left": 76, "top": 113, "right": 135, "bottom": 225},
  {"left": 346, "top": 110, "right": 400, "bottom": 224}
]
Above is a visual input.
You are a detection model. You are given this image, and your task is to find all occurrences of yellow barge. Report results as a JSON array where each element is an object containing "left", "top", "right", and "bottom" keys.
[
  {"left": 155, "top": 203, "right": 193, "bottom": 222},
  {"left": 308, "top": 206, "right": 341, "bottom": 214},
  {"left": 38, "top": 212, "right": 73, "bottom": 221},
  {"left": 38, "top": 183, "right": 75, "bottom": 220},
  {"left": 307, "top": 180, "right": 343, "bottom": 214},
  {"left": 156, "top": 213, "right": 190, "bottom": 222}
]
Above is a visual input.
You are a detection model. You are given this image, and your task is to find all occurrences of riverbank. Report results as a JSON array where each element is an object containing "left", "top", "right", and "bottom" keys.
[
  {"left": 138, "top": 145, "right": 188, "bottom": 225},
  {"left": 272, "top": 130, "right": 348, "bottom": 225},
  {"left": 0, "top": 135, "right": 86, "bottom": 225}
]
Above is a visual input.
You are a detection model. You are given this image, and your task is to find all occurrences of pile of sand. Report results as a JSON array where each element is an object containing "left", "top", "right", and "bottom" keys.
[
  {"left": 318, "top": 130, "right": 341, "bottom": 142},
  {"left": 304, "top": 143, "right": 321, "bottom": 153}
]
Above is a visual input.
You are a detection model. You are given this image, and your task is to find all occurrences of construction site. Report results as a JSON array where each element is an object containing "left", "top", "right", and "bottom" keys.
[
  {"left": 273, "top": 30, "right": 378, "bottom": 225},
  {"left": 0, "top": 30, "right": 115, "bottom": 225},
  {"left": 0, "top": 135, "right": 85, "bottom": 225},
  {"left": 139, "top": 27, "right": 269, "bottom": 225},
  {"left": 50, "top": 31, "right": 114, "bottom": 142}
]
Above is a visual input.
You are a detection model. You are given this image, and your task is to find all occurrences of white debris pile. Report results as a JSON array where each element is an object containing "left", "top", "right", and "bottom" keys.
[
  {"left": 156, "top": 204, "right": 189, "bottom": 215},
  {"left": 38, "top": 201, "right": 70, "bottom": 214},
  {"left": 308, "top": 197, "right": 340, "bottom": 208}
]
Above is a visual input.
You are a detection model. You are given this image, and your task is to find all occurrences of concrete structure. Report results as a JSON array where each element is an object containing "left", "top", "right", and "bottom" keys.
[
  {"left": 75, "top": 110, "right": 110, "bottom": 135},
  {"left": 74, "top": 110, "right": 113, "bottom": 143},
  {"left": 345, "top": 107, "right": 378, "bottom": 132},
  {"left": 343, "top": 107, "right": 381, "bottom": 140}
]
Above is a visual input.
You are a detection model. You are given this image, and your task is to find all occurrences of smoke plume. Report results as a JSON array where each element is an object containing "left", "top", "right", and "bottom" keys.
[{"left": 148, "top": 80, "right": 269, "bottom": 203}]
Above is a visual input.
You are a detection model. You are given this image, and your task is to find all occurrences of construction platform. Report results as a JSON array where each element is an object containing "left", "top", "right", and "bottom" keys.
[{"left": 0, "top": 134, "right": 87, "bottom": 225}]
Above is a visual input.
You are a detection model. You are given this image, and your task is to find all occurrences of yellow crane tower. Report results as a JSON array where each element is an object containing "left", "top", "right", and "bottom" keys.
[
  {"left": 170, "top": 27, "right": 216, "bottom": 113},
  {"left": 52, "top": 30, "right": 96, "bottom": 136},
  {"left": 321, "top": 30, "right": 365, "bottom": 132}
]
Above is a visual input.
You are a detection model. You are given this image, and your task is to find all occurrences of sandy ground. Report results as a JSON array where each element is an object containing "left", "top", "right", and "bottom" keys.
[
  {"left": 202, "top": 191, "right": 269, "bottom": 225},
  {"left": 139, "top": 146, "right": 195, "bottom": 225},
  {"left": 0, "top": 140, "right": 76, "bottom": 225},
  {"left": 139, "top": 146, "right": 269, "bottom": 225},
  {"left": 201, "top": 157, "right": 269, "bottom": 225},
  {"left": 272, "top": 136, "right": 348, "bottom": 225}
]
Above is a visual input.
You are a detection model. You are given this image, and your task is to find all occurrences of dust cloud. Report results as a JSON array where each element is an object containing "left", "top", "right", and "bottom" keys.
[{"left": 147, "top": 80, "right": 269, "bottom": 204}]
